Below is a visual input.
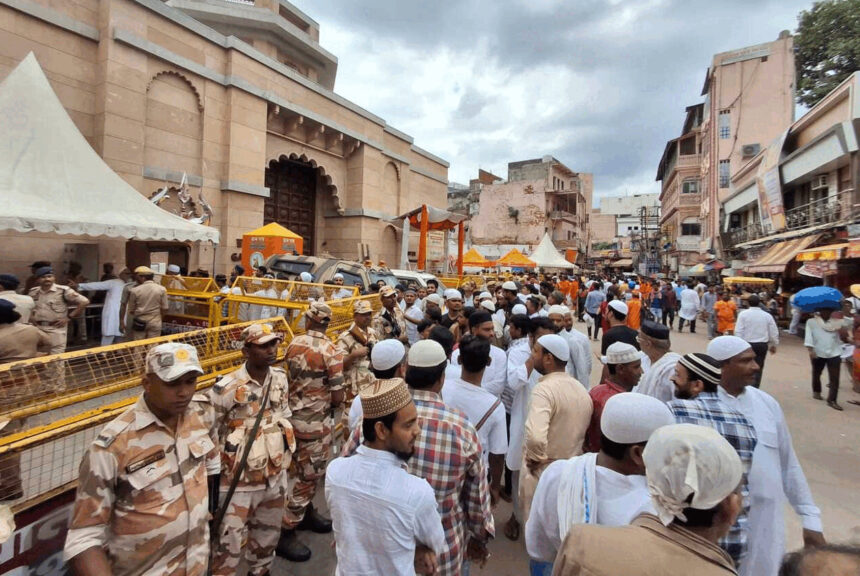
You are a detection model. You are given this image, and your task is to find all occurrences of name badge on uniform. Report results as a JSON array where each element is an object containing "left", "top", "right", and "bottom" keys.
[{"left": 126, "top": 449, "right": 166, "bottom": 474}]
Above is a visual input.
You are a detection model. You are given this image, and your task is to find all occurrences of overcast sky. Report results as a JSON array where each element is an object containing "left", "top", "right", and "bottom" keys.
[{"left": 291, "top": 0, "right": 811, "bottom": 204}]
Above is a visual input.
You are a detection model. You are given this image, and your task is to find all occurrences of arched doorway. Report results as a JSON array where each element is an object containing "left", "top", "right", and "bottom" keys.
[{"left": 264, "top": 157, "right": 317, "bottom": 254}]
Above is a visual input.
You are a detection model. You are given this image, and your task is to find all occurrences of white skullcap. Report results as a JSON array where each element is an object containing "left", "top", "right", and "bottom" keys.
[
  {"left": 502, "top": 281, "right": 518, "bottom": 291},
  {"left": 371, "top": 339, "right": 406, "bottom": 371},
  {"left": 478, "top": 291, "right": 492, "bottom": 301},
  {"left": 299, "top": 271, "right": 313, "bottom": 282},
  {"left": 408, "top": 340, "right": 447, "bottom": 368},
  {"left": 333, "top": 272, "right": 344, "bottom": 280},
  {"left": 601, "top": 392, "right": 674, "bottom": 444},
  {"left": 604, "top": 342, "right": 640, "bottom": 365},
  {"left": 548, "top": 304, "right": 567, "bottom": 317},
  {"left": 644, "top": 423, "right": 742, "bottom": 526},
  {"left": 166, "top": 264, "right": 181, "bottom": 274},
  {"left": 425, "top": 293, "right": 443, "bottom": 306},
  {"left": 559, "top": 305, "right": 572, "bottom": 317},
  {"left": 444, "top": 288, "right": 462, "bottom": 301},
  {"left": 706, "top": 335, "right": 751, "bottom": 361},
  {"left": 480, "top": 300, "right": 496, "bottom": 312},
  {"left": 512, "top": 303, "right": 527, "bottom": 315},
  {"left": 608, "top": 300, "right": 628, "bottom": 315},
  {"left": 537, "top": 334, "right": 569, "bottom": 363}
]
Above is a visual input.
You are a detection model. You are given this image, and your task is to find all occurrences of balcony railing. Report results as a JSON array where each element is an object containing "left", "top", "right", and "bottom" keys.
[
  {"left": 549, "top": 210, "right": 577, "bottom": 222},
  {"left": 679, "top": 192, "right": 702, "bottom": 206},
  {"left": 676, "top": 153, "right": 701, "bottom": 168},
  {"left": 724, "top": 189, "right": 857, "bottom": 248}
]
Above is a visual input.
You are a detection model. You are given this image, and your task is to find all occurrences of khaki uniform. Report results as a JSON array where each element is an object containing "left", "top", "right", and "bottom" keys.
[
  {"left": 372, "top": 305, "right": 408, "bottom": 343},
  {"left": 283, "top": 330, "right": 344, "bottom": 528},
  {"left": 127, "top": 280, "right": 168, "bottom": 340},
  {"left": 0, "top": 290, "right": 35, "bottom": 323},
  {"left": 64, "top": 395, "right": 220, "bottom": 576},
  {"left": 207, "top": 364, "right": 295, "bottom": 576},
  {"left": 28, "top": 283, "right": 89, "bottom": 354}
]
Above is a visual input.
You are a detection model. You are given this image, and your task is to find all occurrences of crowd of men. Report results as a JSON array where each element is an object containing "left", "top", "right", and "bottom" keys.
[{"left": 1, "top": 267, "right": 858, "bottom": 575}]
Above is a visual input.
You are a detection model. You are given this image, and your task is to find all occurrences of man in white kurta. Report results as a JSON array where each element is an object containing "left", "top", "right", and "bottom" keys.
[
  {"left": 678, "top": 282, "right": 701, "bottom": 333},
  {"left": 707, "top": 336, "right": 824, "bottom": 576},
  {"left": 76, "top": 268, "right": 134, "bottom": 345},
  {"left": 525, "top": 393, "right": 674, "bottom": 565},
  {"left": 633, "top": 321, "right": 681, "bottom": 403},
  {"left": 449, "top": 311, "right": 507, "bottom": 398}
]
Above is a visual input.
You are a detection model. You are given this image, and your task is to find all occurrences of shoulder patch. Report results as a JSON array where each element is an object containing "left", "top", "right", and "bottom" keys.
[
  {"left": 93, "top": 412, "right": 134, "bottom": 448},
  {"left": 192, "top": 393, "right": 210, "bottom": 403},
  {"left": 213, "top": 373, "right": 237, "bottom": 393}
]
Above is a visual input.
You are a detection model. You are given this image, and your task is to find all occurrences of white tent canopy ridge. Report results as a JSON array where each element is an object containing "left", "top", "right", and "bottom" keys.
[
  {"left": 529, "top": 232, "right": 575, "bottom": 269},
  {"left": 0, "top": 53, "right": 219, "bottom": 244}
]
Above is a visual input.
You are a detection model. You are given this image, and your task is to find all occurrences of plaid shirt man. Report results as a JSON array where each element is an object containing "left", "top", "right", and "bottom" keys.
[
  {"left": 344, "top": 389, "right": 494, "bottom": 575},
  {"left": 669, "top": 391, "right": 758, "bottom": 566}
]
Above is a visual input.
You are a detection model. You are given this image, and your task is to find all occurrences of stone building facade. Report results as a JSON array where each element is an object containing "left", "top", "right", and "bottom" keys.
[{"left": 0, "top": 0, "right": 448, "bottom": 277}]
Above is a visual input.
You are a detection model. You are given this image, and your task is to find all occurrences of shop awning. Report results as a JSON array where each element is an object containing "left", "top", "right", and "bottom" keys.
[
  {"left": 610, "top": 259, "right": 634, "bottom": 268},
  {"left": 796, "top": 242, "right": 850, "bottom": 262},
  {"left": 0, "top": 53, "right": 219, "bottom": 243},
  {"left": 744, "top": 234, "right": 821, "bottom": 273}
]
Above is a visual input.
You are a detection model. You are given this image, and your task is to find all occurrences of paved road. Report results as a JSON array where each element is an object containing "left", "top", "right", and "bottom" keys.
[{"left": 273, "top": 324, "right": 860, "bottom": 576}]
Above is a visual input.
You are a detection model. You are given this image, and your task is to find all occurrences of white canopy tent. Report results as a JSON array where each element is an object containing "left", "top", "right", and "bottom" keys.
[
  {"left": 0, "top": 53, "right": 219, "bottom": 244},
  {"left": 530, "top": 232, "right": 576, "bottom": 269}
]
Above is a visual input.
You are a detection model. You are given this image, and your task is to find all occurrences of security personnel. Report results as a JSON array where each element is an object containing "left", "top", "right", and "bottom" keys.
[
  {"left": 63, "top": 343, "right": 220, "bottom": 576},
  {"left": 276, "top": 302, "right": 344, "bottom": 562},
  {"left": 126, "top": 266, "right": 168, "bottom": 340},
  {"left": 335, "top": 300, "right": 378, "bottom": 434},
  {"left": 208, "top": 323, "right": 295, "bottom": 576},
  {"left": 0, "top": 274, "right": 35, "bottom": 323},
  {"left": 372, "top": 285, "right": 408, "bottom": 343},
  {"left": 28, "top": 266, "right": 88, "bottom": 354}
]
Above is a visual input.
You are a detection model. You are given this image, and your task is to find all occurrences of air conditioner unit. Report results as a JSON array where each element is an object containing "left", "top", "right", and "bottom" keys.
[
  {"left": 741, "top": 143, "right": 760, "bottom": 157},
  {"left": 811, "top": 175, "right": 828, "bottom": 190}
]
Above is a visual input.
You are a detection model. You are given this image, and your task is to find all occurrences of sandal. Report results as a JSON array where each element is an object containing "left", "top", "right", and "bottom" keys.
[{"left": 504, "top": 515, "right": 520, "bottom": 541}]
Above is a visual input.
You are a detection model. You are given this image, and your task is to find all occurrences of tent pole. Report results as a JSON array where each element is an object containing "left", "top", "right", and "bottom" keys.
[
  {"left": 400, "top": 217, "right": 410, "bottom": 269},
  {"left": 417, "top": 205, "right": 429, "bottom": 271},
  {"left": 457, "top": 221, "right": 464, "bottom": 278}
]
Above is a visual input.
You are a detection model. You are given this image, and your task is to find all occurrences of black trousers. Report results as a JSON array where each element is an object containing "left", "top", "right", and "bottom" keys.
[
  {"left": 661, "top": 307, "right": 675, "bottom": 328},
  {"left": 504, "top": 410, "right": 512, "bottom": 494},
  {"left": 678, "top": 318, "right": 697, "bottom": 333},
  {"left": 749, "top": 341, "right": 768, "bottom": 389},
  {"left": 811, "top": 356, "right": 840, "bottom": 401}
]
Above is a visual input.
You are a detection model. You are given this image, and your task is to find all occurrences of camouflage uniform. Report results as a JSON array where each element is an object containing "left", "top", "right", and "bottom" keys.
[
  {"left": 208, "top": 361, "right": 295, "bottom": 576},
  {"left": 372, "top": 305, "right": 408, "bottom": 343},
  {"left": 63, "top": 394, "right": 219, "bottom": 576},
  {"left": 334, "top": 322, "right": 377, "bottom": 436},
  {"left": 283, "top": 329, "right": 344, "bottom": 528}
]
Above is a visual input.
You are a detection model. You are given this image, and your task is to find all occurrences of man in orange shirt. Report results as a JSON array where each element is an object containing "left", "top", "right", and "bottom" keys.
[
  {"left": 713, "top": 290, "right": 738, "bottom": 335},
  {"left": 626, "top": 291, "right": 642, "bottom": 330}
]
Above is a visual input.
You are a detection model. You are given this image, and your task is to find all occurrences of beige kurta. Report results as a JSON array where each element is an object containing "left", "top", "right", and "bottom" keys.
[
  {"left": 553, "top": 513, "right": 737, "bottom": 576},
  {"left": 520, "top": 370, "right": 592, "bottom": 522}
]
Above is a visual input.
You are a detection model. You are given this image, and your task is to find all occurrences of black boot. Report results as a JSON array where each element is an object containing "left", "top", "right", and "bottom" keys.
[
  {"left": 275, "top": 529, "right": 311, "bottom": 562},
  {"left": 297, "top": 503, "right": 333, "bottom": 533}
]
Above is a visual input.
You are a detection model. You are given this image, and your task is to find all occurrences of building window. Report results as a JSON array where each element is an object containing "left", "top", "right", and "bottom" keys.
[
  {"left": 682, "top": 179, "right": 700, "bottom": 194},
  {"left": 681, "top": 221, "right": 701, "bottom": 236},
  {"left": 719, "top": 109, "right": 731, "bottom": 139},
  {"left": 719, "top": 160, "right": 730, "bottom": 188}
]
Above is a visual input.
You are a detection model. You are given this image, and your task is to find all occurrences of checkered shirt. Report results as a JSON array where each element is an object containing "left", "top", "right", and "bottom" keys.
[
  {"left": 669, "top": 391, "right": 758, "bottom": 566},
  {"left": 343, "top": 389, "right": 494, "bottom": 575}
]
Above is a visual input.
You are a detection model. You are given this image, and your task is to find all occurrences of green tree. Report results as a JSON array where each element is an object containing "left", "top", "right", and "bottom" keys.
[{"left": 795, "top": 0, "right": 860, "bottom": 107}]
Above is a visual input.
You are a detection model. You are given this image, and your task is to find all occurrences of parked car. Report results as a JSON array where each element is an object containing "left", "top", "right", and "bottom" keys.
[
  {"left": 391, "top": 269, "right": 445, "bottom": 292},
  {"left": 265, "top": 254, "right": 392, "bottom": 294}
]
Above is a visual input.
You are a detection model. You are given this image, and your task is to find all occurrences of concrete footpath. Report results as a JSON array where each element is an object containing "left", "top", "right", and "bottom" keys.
[{"left": 272, "top": 325, "right": 860, "bottom": 576}]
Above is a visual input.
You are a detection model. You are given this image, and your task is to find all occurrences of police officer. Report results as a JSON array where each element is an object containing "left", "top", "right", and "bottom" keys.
[
  {"left": 276, "top": 302, "right": 344, "bottom": 561},
  {"left": 335, "top": 300, "right": 378, "bottom": 436},
  {"left": 208, "top": 323, "right": 295, "bottom": 576},
  {"left": 125, "top": 266, "right": 168, "bottom": 340},
  {"left": 372, "top": 285, "right": 408, "bottom": 344},
  {"left": 28, "top": 266, "right": 88, "bottom": 354},
  {"left": 0, "top": 274, "right": 35, "bottom": 323},
  {"left": 63, "top": 343, "right": 220, "bottom": 576}
]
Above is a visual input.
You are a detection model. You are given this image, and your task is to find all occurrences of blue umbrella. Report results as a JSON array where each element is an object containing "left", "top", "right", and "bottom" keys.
[{"left": 793, "top": 286, "right": 843, "bottom": 312}]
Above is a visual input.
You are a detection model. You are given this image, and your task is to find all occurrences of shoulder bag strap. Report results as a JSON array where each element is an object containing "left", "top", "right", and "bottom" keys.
[{"left": 475, "top": 397, "right": 502, "bottom": 431}]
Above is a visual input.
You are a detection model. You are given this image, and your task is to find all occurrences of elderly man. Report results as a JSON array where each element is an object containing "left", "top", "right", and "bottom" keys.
[
  {"left": 0, "top": 274, "right": 34, "bottom": 323},
  {"left": 28, "top": 266, "right": 89, "bottom": 354},
  {"left": 207, "top": 324, "right": 294, "bottom": 576},
  {"left": 373, "top": 285, "right": 408, "bottom": 344},
  {"left": 668, "top": 352, "right": 756, "bottom": 567},
  {"left": 634, "top": 321, "right": 681, "bottom": 402},
  {"left": 74, "top": 268, "right": 134, "bottom": 345},
  {"left": 327, "top": 377, "right": 445, "bottom": 575},
  {"left": 330, "top": 273, "right": 354, "bottom": 300},
  {"left": 735, "top": 294, "right": 779, "bottom": 389},
  {"left": 520, "top": 334, "right": 593, "bottom": 525},
  {"left": 526, "top": 393, "right": 673, "bottom": 572},
  {"left": 707, "top": 336, "right": 824, "bottom": 576},
  {"left": 554, "top": 424, "right": 744, "bottom": 575},
  {"left": 277, "top": 302, "right": 344, "bottom": 561},
  {"left": 548, "top": 305, "right": 591, "bottom": 387},
  {"left": 586, "top": 342, "right": 642, "bottom": 453},
  {"left": 126, "top": 266, "right": 167, "bottom": 341},
  {"left": 64, "top": 343, "right": 219, "bottom": 576}
]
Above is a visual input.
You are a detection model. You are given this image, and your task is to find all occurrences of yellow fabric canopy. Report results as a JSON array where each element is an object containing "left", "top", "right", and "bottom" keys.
[
  {"left": 462, "top": 247, "right": 493, "bottom": 267},
  {"left": 496, "top": 248, "right": 536, "bottom": 268},
  {"left": 244, "top": 222, "right": 303, "bottom": 239},
  {"left": 722, "top": 276, "right": 774, "bottom": 285}
]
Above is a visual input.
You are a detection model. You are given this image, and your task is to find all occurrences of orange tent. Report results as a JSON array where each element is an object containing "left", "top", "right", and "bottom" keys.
[
  {"left": 496, "top": 248, "right": 536, "bottom": 268},
  {"left": 462, "top": 247, "right": 493, "bottom": 268},
  {"left": 241, "top": 222, "right": 304, "bottom": 272}
]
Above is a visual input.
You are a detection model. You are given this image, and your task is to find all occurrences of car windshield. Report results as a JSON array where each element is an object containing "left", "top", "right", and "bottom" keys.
[
  {"left": 370, "top": 270, "right": 398, "bottom": 287},
  {"left": 268, "top": 259, "right": 314, "bottom": 276}
]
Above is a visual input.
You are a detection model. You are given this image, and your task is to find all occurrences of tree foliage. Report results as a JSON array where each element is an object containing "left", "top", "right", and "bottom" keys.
[{"left": 795, "top": 0, "right": 860, "bottom": 107}]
